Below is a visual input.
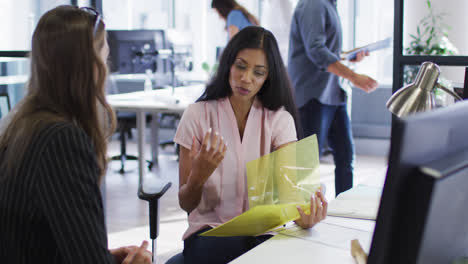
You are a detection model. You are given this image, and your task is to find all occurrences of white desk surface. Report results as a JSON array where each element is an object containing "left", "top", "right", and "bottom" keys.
[
  {"left": 231, "top": 179, "right": 385, "bottom": 264},
  {"left": 0, "top": 75, "right": 28, "bottom": 85},
  {"left": 231, "top": 216, "right": 375, "bottom": 263},
  {"left": 107, "top": 84, "right": 204, "bottom": 113},
  {"left": 106, "top": 84, "right": 204, "bottom": 178}
]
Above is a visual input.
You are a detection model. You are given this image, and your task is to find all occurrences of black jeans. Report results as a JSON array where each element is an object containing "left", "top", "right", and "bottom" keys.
[
  {"left": 299, "top": 99, "right": 355, "bottom": 196},
  {"left": 183, "top": 227, "right": 272, "bottom": 264}
]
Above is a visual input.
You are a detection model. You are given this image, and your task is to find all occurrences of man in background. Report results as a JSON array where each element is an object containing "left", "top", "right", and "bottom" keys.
[{"left": 288, "top": 0, "right": 378, "bottom": 196}]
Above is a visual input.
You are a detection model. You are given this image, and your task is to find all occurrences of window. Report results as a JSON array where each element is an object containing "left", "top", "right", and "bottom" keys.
[
  {"left": 353, "top": 0, "right": 394, "bottom": 86},
  {"left": 403, "top": 0, "right": 468, "bottom": 84},
  {"left": 0, "top": 0, "right": 70, "bottom": 51},
  {"left": 172, "top": 0, "right": 261, "bottom": 75},
  {"left": 103, "top": 0, "right": 173, "bottom": 30},
  {"left": 1, "top": 1, "right": 70, "bottom": 107}
]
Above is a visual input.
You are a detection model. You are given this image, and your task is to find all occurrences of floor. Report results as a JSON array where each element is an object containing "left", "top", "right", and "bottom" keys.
[{"left": 104, "top": 129, "right": 388, "bottom": 263}]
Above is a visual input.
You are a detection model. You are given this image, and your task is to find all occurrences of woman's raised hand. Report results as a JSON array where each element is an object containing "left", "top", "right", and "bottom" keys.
[{"left": 189, "top": 128, "right": 227, "bottom": 185}]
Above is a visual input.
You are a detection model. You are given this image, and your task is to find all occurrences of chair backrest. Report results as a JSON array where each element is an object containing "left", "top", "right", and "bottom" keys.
[{"left": 0, "top": 93, "right": 11, "bottom": 119}]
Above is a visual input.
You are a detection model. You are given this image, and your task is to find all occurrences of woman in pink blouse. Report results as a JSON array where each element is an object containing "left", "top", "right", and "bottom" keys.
[{"left": 174, "top": 26, "right": 328, "bottom": 264}]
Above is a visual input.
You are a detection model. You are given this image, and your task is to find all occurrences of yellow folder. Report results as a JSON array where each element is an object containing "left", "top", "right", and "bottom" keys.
[
  {"left": 201, "top": 135, "right": 320, "bottom": 237},
  {"left": 201, "top": 203, "right": 310, "bottom": 237}
]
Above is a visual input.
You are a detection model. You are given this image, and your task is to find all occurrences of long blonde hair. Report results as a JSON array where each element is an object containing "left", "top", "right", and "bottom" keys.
[{"left": 0, "top": 5, "right": 116, "bottom": 182}]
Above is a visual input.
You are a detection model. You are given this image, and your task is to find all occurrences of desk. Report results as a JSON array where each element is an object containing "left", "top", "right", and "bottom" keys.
[
  {"left": 231, "top": 216, "right": 375, "bottom": 263},
  {"left": 0, "top": 75, "right": 28, "bottom": 85},
  {"left": 107, "top": 84, "right": 204, "bottom": 181},
  {"left": 231, "top": 182, "right": 384, "bottom": 263}
]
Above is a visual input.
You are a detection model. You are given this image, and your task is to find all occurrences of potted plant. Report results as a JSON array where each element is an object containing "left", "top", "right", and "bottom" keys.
[{"left": 404, "top": 0, "right": 458, "bottom": 86}]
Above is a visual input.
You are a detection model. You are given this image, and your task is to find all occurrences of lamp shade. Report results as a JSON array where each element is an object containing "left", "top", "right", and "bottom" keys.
[{"left": 386, "top": 62, "right": 440, "bottom": 117}]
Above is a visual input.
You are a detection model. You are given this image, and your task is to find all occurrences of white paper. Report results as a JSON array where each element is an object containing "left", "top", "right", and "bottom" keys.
[{"left": 327, "top": 185, "right": 382, "bottom": 220}]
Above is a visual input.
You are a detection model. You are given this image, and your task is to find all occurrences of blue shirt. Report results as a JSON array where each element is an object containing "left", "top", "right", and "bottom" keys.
[
  {"left": 288, "top": 0, "right": 344, "bottom": 107},
  {"left": 227, "top": 10, "right": 253, "bottom": 31}
]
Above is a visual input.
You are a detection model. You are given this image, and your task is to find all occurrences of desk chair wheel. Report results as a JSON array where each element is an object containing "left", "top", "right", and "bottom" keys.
[{"left": 138, "top": 179, "right": 172, "bottom": 263}]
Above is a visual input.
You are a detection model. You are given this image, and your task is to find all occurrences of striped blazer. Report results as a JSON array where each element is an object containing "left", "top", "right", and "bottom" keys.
[{"left": 0, "top": 122, "right": 114, "bottom": 263}]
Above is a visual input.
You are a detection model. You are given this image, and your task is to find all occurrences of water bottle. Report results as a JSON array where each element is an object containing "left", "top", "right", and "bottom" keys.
[{"left": 144, "top": 69, "right": 152, "bottom": 92}]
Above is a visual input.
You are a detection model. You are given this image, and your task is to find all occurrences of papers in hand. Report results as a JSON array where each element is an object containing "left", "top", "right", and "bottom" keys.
[
  {"left": 341, "top": 37, "right": 392, "bottom": 60},
  {"left": 327, "top": 185, "right": 382, "bottom": 220}
]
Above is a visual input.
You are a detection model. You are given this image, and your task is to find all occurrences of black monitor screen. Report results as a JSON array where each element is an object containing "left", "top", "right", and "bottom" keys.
[
  {"left": 107, "top": 30, "right": 166, "bottom": 74},
  {"left": 368, "top": 101, "right": 468, "bottom": 263}
]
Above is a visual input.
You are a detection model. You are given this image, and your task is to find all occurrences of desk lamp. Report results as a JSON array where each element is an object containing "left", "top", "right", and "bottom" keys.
[{"left": 386, "top": 61, "right": 463, "bottom": 117}]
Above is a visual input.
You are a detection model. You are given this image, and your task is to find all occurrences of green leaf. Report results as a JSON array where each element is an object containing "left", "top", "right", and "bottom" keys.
[
  {"left": 422, "top": 27, "right": 430, "bottom": 36},
  {"left": 201, "top": 62, "right": 210, "bottom": 72},
  {"left": 426, "top": 36, "right": 432, "bottom": 46},
  {"left": 409, "top": 34, "right": 418, "bottom": 40}
]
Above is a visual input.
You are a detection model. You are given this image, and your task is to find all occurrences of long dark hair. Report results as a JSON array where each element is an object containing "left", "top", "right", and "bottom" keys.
[
  {"left": 211, "top": 0, "right": 259, "bottom": 26},
  {"left": 0, "top": 5, "right": 115, "bottom": 181},
  {"left": 198, "top": 26, "right": 301, "bottom": 138}
]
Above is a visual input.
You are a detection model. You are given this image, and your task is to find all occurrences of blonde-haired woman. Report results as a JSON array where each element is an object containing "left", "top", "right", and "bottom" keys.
[{"left": 0, "top": 6, "right": 151, "bottom": 264}]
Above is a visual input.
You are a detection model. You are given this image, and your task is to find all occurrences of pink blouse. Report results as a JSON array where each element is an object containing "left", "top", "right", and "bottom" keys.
[{"left": 174, "top": 97, "right": 297, "bottom": 239}]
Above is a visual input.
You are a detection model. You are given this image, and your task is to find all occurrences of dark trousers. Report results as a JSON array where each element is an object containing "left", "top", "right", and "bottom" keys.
[
  {"left": 299, "top": 98, "right": 355, "bottom": 196},
  {"left": 183, "top": 228, "right": 272, "bottom": 264}
]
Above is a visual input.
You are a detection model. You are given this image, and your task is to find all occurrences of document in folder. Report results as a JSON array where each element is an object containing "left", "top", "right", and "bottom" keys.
[
  {"left": 201, "top": 135, "right": 321, "bottom": 237},
  {"left": 341, "top": 37, "right": 392, "bottom": 60}
]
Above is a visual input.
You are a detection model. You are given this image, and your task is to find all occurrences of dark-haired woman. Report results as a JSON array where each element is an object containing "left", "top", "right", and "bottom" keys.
[
  {"left": 0, "top": 6, "right": 151, "bottom": 264},
  {"left": 174, "top": 26, "right": 328, "bottom": 264},
  {"left": 212, "top": 0, "right": 260, "bottom": 40}
]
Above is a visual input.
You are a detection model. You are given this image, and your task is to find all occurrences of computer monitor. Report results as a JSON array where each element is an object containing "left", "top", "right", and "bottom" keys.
[
  {"left": 107, "top": 30, "right": 167, "bottom": 74},
  {"left": 368, "top": 101, "right": 468, "bottom": 263}
]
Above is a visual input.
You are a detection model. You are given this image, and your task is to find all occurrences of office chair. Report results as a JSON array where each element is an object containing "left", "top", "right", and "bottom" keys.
[
  {"left": 106, "top": 78, "right": 154, "bottom": 174},
  {"left": 138, "top": 175, "right": 172, "bottom": 264},
  {"left": 158, "top": 113, "right": 180, "bottom": 158},
  {"left": 111, "top": 111, "right": 154, "bottom": 174}
]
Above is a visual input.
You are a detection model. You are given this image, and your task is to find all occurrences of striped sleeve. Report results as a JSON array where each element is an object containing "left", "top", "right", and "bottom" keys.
[{"left": 34, "top": 124, "right": 114, "bottom": 263}]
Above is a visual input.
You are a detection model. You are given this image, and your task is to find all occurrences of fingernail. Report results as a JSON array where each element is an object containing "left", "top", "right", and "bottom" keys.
[
  {"left": 215, "top": 131, "right": 219, "bottom": 136},
  {"left": 208, "top": 127, "right": 212, "bottom": 133}
]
